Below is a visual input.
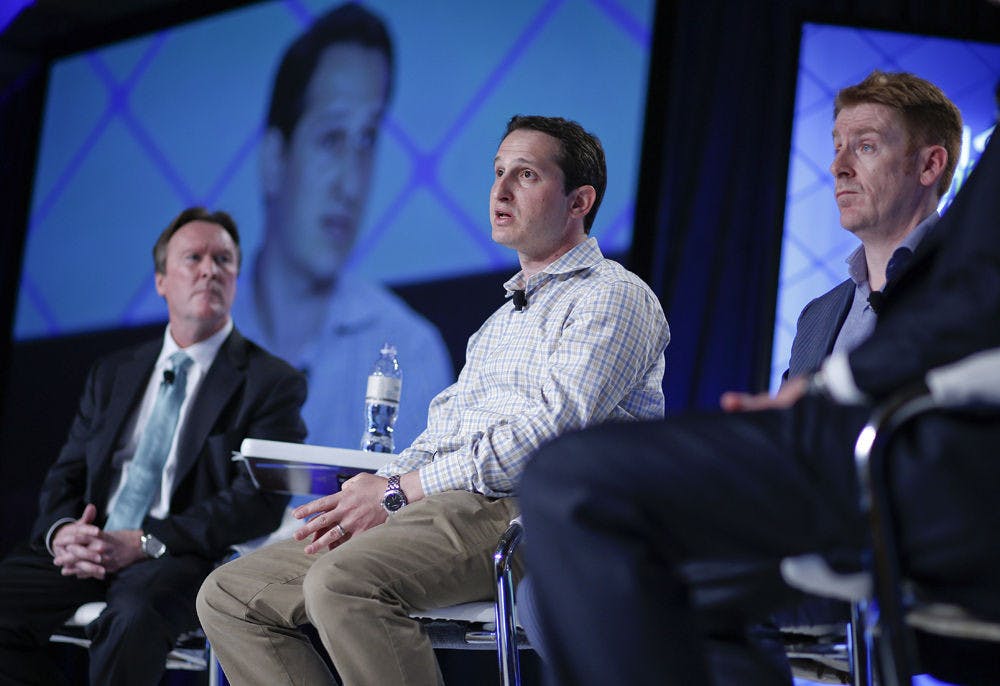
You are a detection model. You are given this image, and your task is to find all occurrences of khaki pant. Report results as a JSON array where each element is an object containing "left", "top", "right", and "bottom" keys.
[{"left": 197, "top": 491, "right": 520, "bottom": 685}]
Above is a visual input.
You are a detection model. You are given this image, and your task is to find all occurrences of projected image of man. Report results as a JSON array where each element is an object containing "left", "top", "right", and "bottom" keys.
[{"left": 234, "top": 2, "right": 453, "bottom": 451}]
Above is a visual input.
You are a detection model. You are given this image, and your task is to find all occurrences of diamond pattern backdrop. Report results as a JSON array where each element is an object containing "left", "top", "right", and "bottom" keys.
[{"left": 15, "top": 0, "right": 653, "bottom": 340}]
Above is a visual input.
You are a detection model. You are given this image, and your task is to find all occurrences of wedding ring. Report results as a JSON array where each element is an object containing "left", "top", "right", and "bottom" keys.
[{"left": 334, "top": 524, "right": 347, "bottom": 538}]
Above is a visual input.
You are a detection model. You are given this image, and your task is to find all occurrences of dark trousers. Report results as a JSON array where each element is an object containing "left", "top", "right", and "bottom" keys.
[
  {"left": 0, "top": 544, "right": 212, "bottom": 686},
  {"left": 520, "top": 396, "right": 1000, "bottom": 685}
]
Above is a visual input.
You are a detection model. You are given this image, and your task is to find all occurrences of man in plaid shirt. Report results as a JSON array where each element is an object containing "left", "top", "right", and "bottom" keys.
[{"left": 198, "top": 114, "right": 669, "bottom": 685}]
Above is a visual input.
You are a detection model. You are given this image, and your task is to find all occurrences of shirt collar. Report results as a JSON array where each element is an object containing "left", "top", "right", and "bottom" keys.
[
  {"left": 159, "top": 318, "right": 232, "bottom": 370},
  {"left": 846, "top": 211, "right": 939, "bottom": 286},
  {"left": 503, "top": 237, "right": 604, "bottom": 295}
]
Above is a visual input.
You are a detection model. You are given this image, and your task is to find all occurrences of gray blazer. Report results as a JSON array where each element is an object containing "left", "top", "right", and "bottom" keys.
[{"left": 783, "top": 279, "right": 854, "bottom": 382}]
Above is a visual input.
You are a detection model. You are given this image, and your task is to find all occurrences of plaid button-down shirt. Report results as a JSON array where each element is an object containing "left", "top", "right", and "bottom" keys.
[{"left": 378, "top": 238, "right": 669, "bottom": 497}]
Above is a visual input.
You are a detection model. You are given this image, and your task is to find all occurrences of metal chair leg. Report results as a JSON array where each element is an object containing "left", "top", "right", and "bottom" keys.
[
  {"left": 849, "top": 600, "right": 874, "bottom": 686},
  {"left": 494, "top": 520, "right": 524, "bottom": 686}
]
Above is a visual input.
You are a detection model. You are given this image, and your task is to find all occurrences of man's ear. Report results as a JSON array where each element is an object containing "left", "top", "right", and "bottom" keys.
[
  {"left": 919, "top": 144, "right": 949, "bottom": 190},
  {"left": 154, "top": 270, "right": 166, "bottom": 297},
  {"left": 260, "top": 127, "right": 287, "bottom": 198},
  {"left": 568, "top": 185, "right": 597, "bottom": 220}
]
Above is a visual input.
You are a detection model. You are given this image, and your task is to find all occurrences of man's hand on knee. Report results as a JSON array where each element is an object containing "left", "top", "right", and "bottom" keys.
[
  {"left": 292, "top": 473, "right": 391, "bottom": 554},
  {"left": 720, "top": 376, "right": 808, "bottom": 412}
]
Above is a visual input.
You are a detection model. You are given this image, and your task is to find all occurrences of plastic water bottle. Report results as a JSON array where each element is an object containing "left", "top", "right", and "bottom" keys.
[{"left": 361, "top": 343, "right": 402, "bottom": 453}]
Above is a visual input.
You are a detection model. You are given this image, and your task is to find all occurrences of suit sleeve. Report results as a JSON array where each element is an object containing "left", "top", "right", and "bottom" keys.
[
  {"left": 142, "top": 361, "right": 307, "bottom": 560},
  {"left": 846, "top": 136, "right": 1000, "bottom": 400},
  {"left": 28, "top": 359, "right": 108, "bottom": 550}
]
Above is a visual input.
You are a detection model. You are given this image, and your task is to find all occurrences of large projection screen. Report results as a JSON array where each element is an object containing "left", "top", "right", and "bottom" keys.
[{"left": 15, "top": 0, "right": 654, "bottom": 341}]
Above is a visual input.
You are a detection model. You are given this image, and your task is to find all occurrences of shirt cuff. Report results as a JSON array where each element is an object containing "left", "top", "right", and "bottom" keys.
[
  {"left": 819, "top": 353, "right": 868, "bottom": 405},
  {"left": 45, "top": 517, "right": 77, "bottom": 556}
]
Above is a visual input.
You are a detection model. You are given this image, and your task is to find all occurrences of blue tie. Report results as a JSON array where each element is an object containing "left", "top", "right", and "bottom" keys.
[{"left": 105, "top": 352, "right": 193, "bottom": 531}]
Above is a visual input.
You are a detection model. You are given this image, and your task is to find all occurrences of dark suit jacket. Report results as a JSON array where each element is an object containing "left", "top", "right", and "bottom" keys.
[
  {"left": 849, "top": 135, "right": 1000, "bottom": 397},
  {"left": 785, "top": 280, "right": 854, "bottom": 380},
  {"left": 838, "top": 136, "right": 1000, "bottom": 609},
  {"left": 29, "top": 328, "right": 307, "bottom": 562}
]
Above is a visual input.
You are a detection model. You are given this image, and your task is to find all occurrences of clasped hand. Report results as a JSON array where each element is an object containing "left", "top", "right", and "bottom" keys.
[
  {"left": 293, "top": 473, "right": 390, "bottom": 554},
  {"left": 51, "top": 504, "right": 144, "bottom": 579}
]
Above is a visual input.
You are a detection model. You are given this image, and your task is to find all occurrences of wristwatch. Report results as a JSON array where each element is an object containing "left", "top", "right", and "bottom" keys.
[
  {"left": 381, "top": 475, "right": 408, "bottom": 514},
  {"left": 140, "top": 532, "right": 167, "bottom": 559}
]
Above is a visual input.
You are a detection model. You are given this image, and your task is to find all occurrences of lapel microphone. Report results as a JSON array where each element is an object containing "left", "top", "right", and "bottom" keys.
[
  {"left": 163, "top": 369, "right": 176, "bottom": 384},
  {"left": 512, "top": 290, "right": 527, "bottom": 311}
]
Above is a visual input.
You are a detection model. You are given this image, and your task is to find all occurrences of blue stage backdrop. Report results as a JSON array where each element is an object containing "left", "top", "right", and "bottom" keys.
[
  {"left": 14, "top": 0, "right": 653, "bottom": 341},
  {"left": 770, "top": 23, "right": 999, "bottom": 390}
]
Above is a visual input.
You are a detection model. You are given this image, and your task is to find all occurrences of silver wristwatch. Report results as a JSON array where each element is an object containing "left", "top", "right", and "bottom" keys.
[
  {"left": 140, "top": 532, "right": 167, "bottom": 559},
  {"left": 381, "top": 475, "right": 408, "bottom": 514}
]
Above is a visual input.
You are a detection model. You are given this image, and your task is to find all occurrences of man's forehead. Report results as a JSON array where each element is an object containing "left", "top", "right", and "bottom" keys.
[
  {"left": 832, "top": 102, "right": 903, "bottom": 137},
  {"left": 170, "top": 221, "right": 235, "bottom": 250},
  {"left": 495, "top": 129, "right": 560, "bottom": 164},
  {"left": 304, "top": 43, "right": 389, "bottom": 112}
]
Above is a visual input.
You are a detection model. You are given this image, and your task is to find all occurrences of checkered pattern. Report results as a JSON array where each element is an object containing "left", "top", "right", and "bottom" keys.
[{"left": 377, "top": 238, "right": 669, "bottom": 497}]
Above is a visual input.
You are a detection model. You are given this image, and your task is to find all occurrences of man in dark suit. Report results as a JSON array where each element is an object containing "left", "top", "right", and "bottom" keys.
[
  {"left": 0, "top": 207, "right": 307, "bottom": 686},
  {"left": 521, "top": 72, "right": 1000, "bottom": 685},
  {"left": 727, "top": 72, "right": 963, "bottom": 638},
  {"left": 757, "top": 71, "right": 961, "bottom": 387}
]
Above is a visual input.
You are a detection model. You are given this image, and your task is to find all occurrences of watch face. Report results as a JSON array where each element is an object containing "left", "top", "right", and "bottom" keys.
[
  {"left": 383, "top": 491, "right": 407, "bottom": 512},
  {"left": 142, "top": 535, "right": 166, "bottom": 558}
]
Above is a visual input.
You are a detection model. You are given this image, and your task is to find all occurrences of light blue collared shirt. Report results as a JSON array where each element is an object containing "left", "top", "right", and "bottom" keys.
[{"left": 832, "top": 212, "right": 938, "bottom": 355}]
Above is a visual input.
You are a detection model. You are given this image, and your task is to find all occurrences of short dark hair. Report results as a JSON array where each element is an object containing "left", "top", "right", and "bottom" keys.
[
  {"left": 266, "top": 2, "right": 394, "bottom": 141},
  {"left": 835, "top": 70, "right": 963, "bottom": 197},
  {"left": 503, "top": 115, "right": 607, "bottom": 233},
  {"left": 153, "top": 207, "right": 241, "bottom": 274}
]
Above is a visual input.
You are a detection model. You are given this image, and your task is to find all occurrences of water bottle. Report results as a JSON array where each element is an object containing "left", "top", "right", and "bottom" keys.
[{"left": 361, "top": 343, "right": 402, "bottom": 453}]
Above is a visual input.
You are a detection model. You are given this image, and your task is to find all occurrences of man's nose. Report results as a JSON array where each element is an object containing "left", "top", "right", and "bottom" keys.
[
  {"left": 830, "top": 149, "right": 853, "bottom": 177},
  {"left": 493, "top": 175, "right": 512, "bottom": 201},
  {"left": 331, "top": 140, "right": 370, "bottom": 203},
  {"left": 200, "top": 256, "right": 219, "bottom": 278}
]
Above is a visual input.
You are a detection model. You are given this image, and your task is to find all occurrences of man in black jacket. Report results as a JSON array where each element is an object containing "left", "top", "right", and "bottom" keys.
[
  {"left": 521, "top": 76, "right": 1000, "bottom": 685},
  {"left": 0, "top": 207, "right": 307, "bottom": 686}
]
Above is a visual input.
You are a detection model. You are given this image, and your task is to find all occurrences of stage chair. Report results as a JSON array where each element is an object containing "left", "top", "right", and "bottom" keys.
[
  {"left": 782, "top": 346, "right": 1000, "bottom": 686},
  {"left": 49, "top": 602, "right": 217, "bottom": 683},
  {"left": 235, "top": 441, "right": 532, "bottom": 685},
  {"left": 51, "top": 517, "right": 526, "bottom": 686},
  {"left": 410, "top": 516, "right": 528, "bottom": 686}
]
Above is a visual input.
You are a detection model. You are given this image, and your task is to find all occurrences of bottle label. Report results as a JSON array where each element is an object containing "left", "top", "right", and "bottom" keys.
[{"left": 366, "top": 375, "right": 402, "bottom": 404}]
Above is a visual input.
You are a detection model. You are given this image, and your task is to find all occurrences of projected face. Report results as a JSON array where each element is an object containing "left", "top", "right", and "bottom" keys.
[
  {"left": 264, "top": 43, "right": 389, "bottom": 284},
  {"left": 830, "top": 103, "right": 927, "bottom": 238},
  {"left": 491, "top": 129, "right": 575, "bottom": 263},
  {"left": 155, "top": 220, "right": 238, "bottom": 340}
]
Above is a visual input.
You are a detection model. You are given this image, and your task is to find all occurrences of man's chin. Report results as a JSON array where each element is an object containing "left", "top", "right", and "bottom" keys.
[
  {"left": 298, "top": 257, "right": 346, "bottom": 289},
  {"left": 491, "top": 227, "right": 517, "bottom": 249}
]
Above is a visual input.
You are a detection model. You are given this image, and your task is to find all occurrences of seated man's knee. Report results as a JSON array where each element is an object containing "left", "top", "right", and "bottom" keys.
[
  {"left": 196, "top": 560, "right": 249, "bottom": 629},
  {"left": 301, "top": 548, "right": 385, "bottom": 624},
  {"left": 89, "top": 595, "right": 171, "bottom": 646},
  {"left": 196, "top": 568, "right": 222, "bottom": 625}
]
